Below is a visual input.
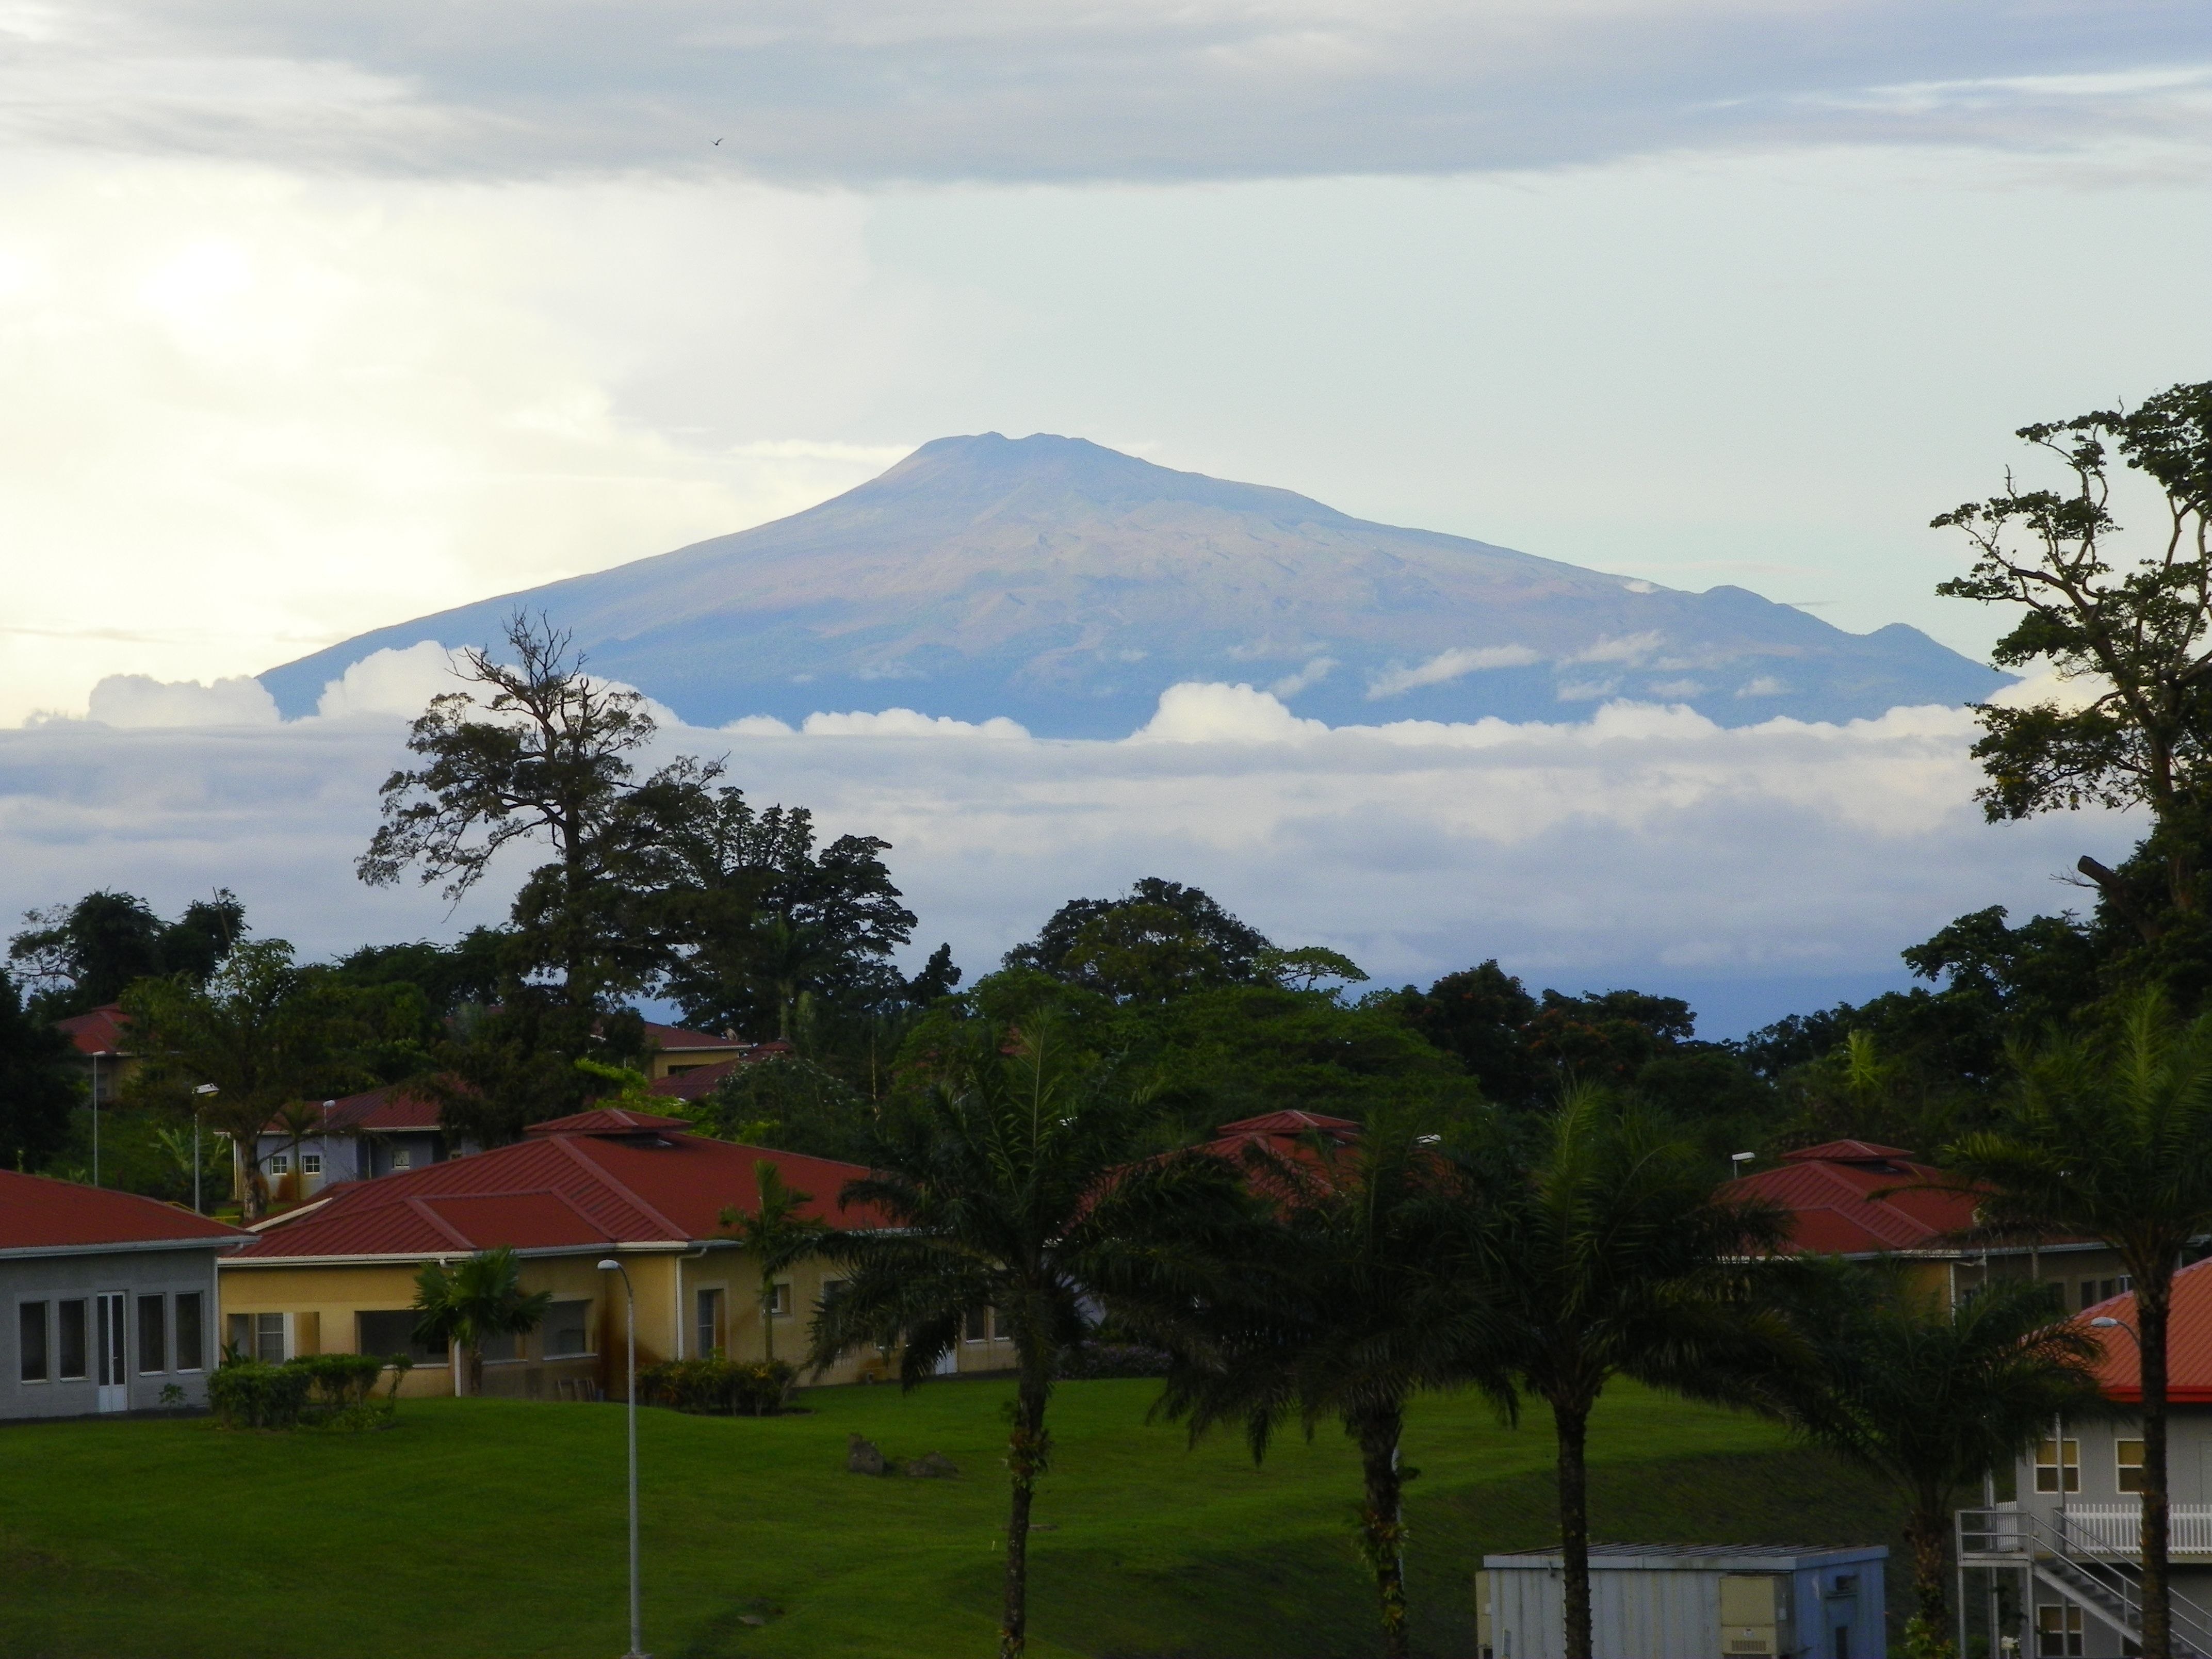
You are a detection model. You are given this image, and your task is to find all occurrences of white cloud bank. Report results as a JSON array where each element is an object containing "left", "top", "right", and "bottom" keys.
[{"left": 0, "top": 673, "right": 2137, "bottom": 1036}]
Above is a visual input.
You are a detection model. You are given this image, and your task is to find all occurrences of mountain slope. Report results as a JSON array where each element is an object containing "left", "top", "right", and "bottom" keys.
[{"left": 260, "top": 433, "right": 2005, "bottom": 733}]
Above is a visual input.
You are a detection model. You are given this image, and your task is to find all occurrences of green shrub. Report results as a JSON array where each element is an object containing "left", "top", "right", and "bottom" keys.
[
  {"left": 637, "top": 1356, "right": 796, "bottom": 1416},
  {"left": 1054, "top": 1343, "right": 1169, "bottom": 1380},
  {"left": 208, "top": 1353, "right": 403, "bottom": 1430},
  {"left": 207, "top": 1361, "right": 313, "bottom": 1429},
  {"left": 292, "top": 1352, "right": 387, "bottom": 1408}
]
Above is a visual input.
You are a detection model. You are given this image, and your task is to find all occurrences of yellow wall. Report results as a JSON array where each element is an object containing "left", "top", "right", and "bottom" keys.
[{"left": 219, "top": 1244, "right": 884, "bottom": 1397}]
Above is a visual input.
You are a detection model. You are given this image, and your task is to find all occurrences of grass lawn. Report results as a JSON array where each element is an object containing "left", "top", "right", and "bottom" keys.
[{"left": 0, "top": 1377, "right": 1901, "bottom": 1659}]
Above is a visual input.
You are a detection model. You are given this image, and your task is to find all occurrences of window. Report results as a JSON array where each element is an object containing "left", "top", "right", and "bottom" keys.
[
  {"left": 964, "top": 1307, "right": 989, "bottom": 1343},
  {"left": 544, "top": 1300, "right": 590, "bottom": 1358},
  {"left": 301, "top": 1152, "right": 322, "bottom": 1177},
  {"left": 479, "top": 1329, "right": 518, "bottom": 1362},
  {"left": 356, "top": 1310, "right": 445, "bottom": 1364},
  {"left": 1832, "top": 1626, "right": 1851, "bottom": 1659},
  {"left": 174, "top": 1294, "right": 203, "bottom": 1372},
  {"left": 255, "top": 1312, "right": 286, "bottom": 1364},
  {"left": 821, "top": 1279, "right": 847, "bottom": 1311},
  {"left": 19, "top": 1302, "right": 47, "bottom": 1383},
  {"left": 56, "top": 1299, "right": 87, "bottom": 1380},
  {"left": 269, "top": 1152, "right": 290, "bottom": 1176},
  {"left": 696, "top": 1288, "right": 724, "bottom": 1358},
  {"left": 766, "top": 1283, "right": 790, "bottom": 1318},
  {"left": 2118, "top": 1439, "right": 2146, "bottom": 1494},
  {"left": 2037, "top": 1604, "right": 2084, "bottom": 1657},
  {"left": 137, "top": 1295, "right": 166, "bottom": 1374},
  {"left": 392, "top": 1148, "right": 412, "bottom": 1170},
  {"left": 2036, "top": 1438, "right": 2080, "bottom": 1494}
]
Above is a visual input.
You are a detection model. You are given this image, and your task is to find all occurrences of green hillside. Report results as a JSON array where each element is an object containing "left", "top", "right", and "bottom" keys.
[{"left": 0, "top": 1377, "right": 1901, "bottom": 1658}]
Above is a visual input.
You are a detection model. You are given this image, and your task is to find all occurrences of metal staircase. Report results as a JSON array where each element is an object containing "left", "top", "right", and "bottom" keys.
[{"left": 1959, "top": 1508, "right": 2212, "bottom": 1657}]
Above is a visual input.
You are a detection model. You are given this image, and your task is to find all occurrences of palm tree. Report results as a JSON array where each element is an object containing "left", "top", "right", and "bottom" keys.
[
  {"left": 1786, "top": 1266, "right": 2103, "bottom": 1658},
  {"left": 1944, "top": 988, "right": 2212, "bottom": 1659},
  {"left": 1490, "top": 1087, "right": 1793, "bottom": 1659},
  {"left": 719, "top": 1161, "right": 828, "bottom": 1363},
  {"left": 1144, "top": 1115, "right": 1518, "bottom": 1659},
  {"left": 810, "top": 1019, "right": 1238, "bottom": 1659},
  {"left": 411, "top": 1246, "right": 555, "bottom": 1396}
]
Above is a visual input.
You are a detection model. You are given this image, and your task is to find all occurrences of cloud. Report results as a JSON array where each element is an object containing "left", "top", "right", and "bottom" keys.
[
  {"left": 313, "top": 642, "right": 466, "bottom": 722},
  {"left": 0, "top": 682, "right": 2132, "bottom": 1037},
  {"left": 83, "top": 674, "right": 278, "bottom": 727},
  {"left": 1132, "top": 682, "right": 1330, "bottom": 742},
  {"left": 1366, "top": 645, "right": 1542, "bottom": 700},
  {"left": 798, "top": 708, "right": 1030, "bottom": 739},
  {"left": 0, "top": 3, "right": 2205, "bottom": 184},
  {"left": 0, "top": 157, "right": 923, "bottom": 723},
  {"left": 1267, "top": 657, "right": 1338, "bottom": 699}
]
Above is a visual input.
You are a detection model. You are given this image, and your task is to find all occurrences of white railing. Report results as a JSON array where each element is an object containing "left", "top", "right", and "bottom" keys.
[{"left": 2063, "top": 1504, "right": 2212, "bottom": 1555}]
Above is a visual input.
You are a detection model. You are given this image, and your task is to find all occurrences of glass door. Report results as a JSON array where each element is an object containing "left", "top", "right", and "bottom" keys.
[{"left": 95, "top": 1292, "right": 128, "bottom": 1412}]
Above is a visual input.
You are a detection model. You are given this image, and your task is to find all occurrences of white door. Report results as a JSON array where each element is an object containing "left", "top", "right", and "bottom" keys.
[{"left": 95, "top": 1292, "right": 128, "bottom": 1412}]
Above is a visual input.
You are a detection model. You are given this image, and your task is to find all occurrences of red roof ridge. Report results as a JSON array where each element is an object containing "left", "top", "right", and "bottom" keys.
[
  {"left": 524, "top": 1107, "right": 693, "bottom": 1136},
  {"left": 543, "top": 1132, "right": 690, "bottom": 1241},
  {"left": 403, "top": 1195, "right": 479, "bottom": 1251},
  {"left": 1780, "top": 1140, "right": 1920, "bottom": 1164}
]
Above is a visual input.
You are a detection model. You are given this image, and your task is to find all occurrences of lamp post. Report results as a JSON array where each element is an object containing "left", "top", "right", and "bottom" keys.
[
  {"left": 597, "top": 1257, "right": 648, "bottom": 1659},
  {"left": 192, "top": 1085, "right": 218, "bottom": 1214}
]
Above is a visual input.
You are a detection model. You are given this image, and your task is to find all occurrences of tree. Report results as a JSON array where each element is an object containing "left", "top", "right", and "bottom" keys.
[
  {"left": 411, "top": 1246, "right": 554, "bottom": 1396},
  {"left": 1003, "top": 878, "right": 1274, "bottom": 993},
  {"left": 9, "top": 888, "right": 245, "bottom": 1019},
  {"left": 656, "top": 788, "right": 917, "bottom": 1040},
  {"left": 719, "top": 1162, "right": 829, "bottom": 1362},
  {"left": 1144, "top": 1115, "right": 1516, "bottom": 1658},
  {"left": 357, "top": 611, "right": 713, "bottom": 1008},
  {"left": 809, "top": 1020, "right": 1238, "bottom": 1659},
  {"left": 1390, "top": 961, "right": 1544, "bottom": 1107},
  {"left": 0, "top": 969, "right": 77, "bottom": 1171},
  {"left": 1785, "top": 1268, "right": 2102, "bottom": 1659},
  {"left": 1943, "top": 988, "right": 2212, "bottom": 1659},
  {"left": 421, "top": 994, "right": 641, "bottom": 1148},
  {"left": 1932, "top": 382, "right": 2212, "bottom": 946},
  {"left": 1487, "top": 1089, "right": 1793, "bottom": 1659},
  {"left": 120, "top": 941, "right": 383, "bottom": 1219}
]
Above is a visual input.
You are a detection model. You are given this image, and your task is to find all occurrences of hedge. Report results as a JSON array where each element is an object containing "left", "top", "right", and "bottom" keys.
[{"left": 636, "top": 1357, "right": 796, "bottom": 1416}]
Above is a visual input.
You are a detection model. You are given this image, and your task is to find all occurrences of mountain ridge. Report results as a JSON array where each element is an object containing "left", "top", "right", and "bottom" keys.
[{"left": 260, "top": 433, "right": 2006, "bottom": 734}]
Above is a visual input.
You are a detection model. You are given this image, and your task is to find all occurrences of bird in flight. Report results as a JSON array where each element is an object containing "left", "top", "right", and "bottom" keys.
[{"left": 712, "top": 138, "right": 723, "bottom": 146}]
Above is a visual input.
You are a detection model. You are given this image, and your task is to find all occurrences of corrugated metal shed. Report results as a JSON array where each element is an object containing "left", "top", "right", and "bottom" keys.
[{"left": 1479, "top": 1543, "right": 1888, "bottom": 1659}]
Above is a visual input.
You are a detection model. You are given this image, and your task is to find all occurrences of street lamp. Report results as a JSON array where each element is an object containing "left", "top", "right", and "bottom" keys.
[
  {"left": 1730, "top": 1151, "right": 1754, "bottom": 1178},
  {"left": 2091, "top": 1315, "right": 2140, "bottom": 1345},
  {"left": 597, "top": 1257, "right": 648, "bottom": 1659},
  {"left": 192, "top": 1085, "right": 218, "bottom": 1215}
]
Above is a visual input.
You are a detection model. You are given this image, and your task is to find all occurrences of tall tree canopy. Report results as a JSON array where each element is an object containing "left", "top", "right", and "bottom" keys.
[
  {"left": 0, "top": 969, "right": 77, "bottom": 1171},
  {"left": 120, "top": 939, "right": 415, "bottom": 1218},
  {"left": 356, "top": 612, "right": 714, "bottom": 1008},
  {"left": 655, "top": 788, "right": 917, "bottom": 1040},
  {"left": 8, "top": 888, "right": 246, "bottom": 1019},
  {"left": 1003, "top": 877, "right": 1275, "bottom": 999},
  {"left": 1934, "top": 381, "right": 2212, "bottom": 961}
]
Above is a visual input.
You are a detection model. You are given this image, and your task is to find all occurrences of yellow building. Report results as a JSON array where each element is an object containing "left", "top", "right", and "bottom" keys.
[{"left": 219, "top": 1108, "right": 1019, "bottom": 1397}]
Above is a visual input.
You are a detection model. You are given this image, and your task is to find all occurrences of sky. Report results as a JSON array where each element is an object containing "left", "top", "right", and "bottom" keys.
[{"left": 1, "top": 1, "right": 2205, "bottom": 1031}]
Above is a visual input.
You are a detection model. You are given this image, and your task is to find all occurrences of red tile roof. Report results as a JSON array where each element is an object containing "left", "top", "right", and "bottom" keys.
[
  {"left": 259, "top": 1083, "right": 447, "bottom": 1137},
  {"left": 646, "top": 1043, "right": 794, "bottom": 1102},
  {"left": 0, "top": 1169, "right": 247, "bottom": 1251},
  {"left": 54, "top": 1003, "right": 130, "bottom": 1056},
  {"left": 233, "top": 1128, "right": 880, "bottom": 1260},
  {"left": 2081, "top": 1259, "right": 2212, "bottom": 1403},
  {"left": 643, "top": 1021, "right": 750, "bottom": 1052},
  {"left": 1204, "top": 1111, "right": 1362, "bottom": 1159},
  {"left": 1723, "top": 1143, "right": 1979, "bottom": 1257},
  {"left": 523, "top": 1108, "right": 693, "bottom": 1136}
]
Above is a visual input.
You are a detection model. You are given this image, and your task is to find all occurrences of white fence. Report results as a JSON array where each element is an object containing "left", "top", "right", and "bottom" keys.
[{"left": 2063, "top": 1504, "right": 2212, "bottom": 1555}]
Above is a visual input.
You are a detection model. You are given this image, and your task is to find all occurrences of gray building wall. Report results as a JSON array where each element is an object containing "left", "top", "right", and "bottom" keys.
[
  {"left": 4, "top": 1242, "right": 231, "bottom": 1420},
  {"left": 1482, "top": 1548, "right": 1887, "bottom": 1659}
]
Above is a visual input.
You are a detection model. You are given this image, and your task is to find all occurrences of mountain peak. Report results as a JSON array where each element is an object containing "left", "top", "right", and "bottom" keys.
[{"left": 261, "top": 436, "right": 2005, "bottom": 735}]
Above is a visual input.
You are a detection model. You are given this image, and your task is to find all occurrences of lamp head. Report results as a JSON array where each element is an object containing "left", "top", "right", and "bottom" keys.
[
  {"left": 193, "top": 1083, "right": 219, "bottom": 1095},
  {"left": 2091, "top": 1316, "right": 2120, "bottom": 1328},
  {"left": 596, "top": 1258, "right": 621, "bottom": 1272}
]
